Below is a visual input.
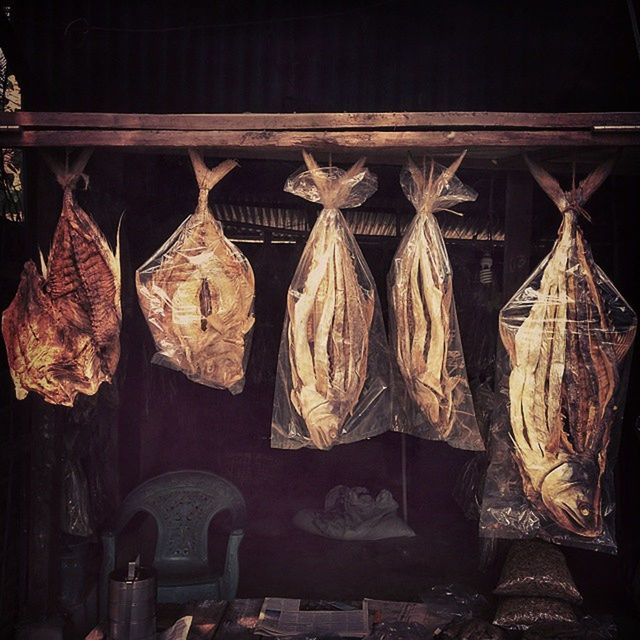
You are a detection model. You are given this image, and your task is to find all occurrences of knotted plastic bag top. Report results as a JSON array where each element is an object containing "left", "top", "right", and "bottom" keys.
[
  {"left": 400, "top": 152, "right": 477, "bottom": 215},
  {"left": 284, "top": 150, "right": 377, "bottom": 210}
]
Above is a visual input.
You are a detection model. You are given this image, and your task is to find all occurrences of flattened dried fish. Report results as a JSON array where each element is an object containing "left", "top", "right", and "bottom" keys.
[
  {"left": 273, "top": 152, "right": 387, "bottom": 450},
  {"left": 2, "top": 150, "right": 121, "bottom": 406},
  {"left": 500, "top": 157, "right": 636, "bottom": 537},
  {"left": 136, "top": 150, "right": 254, "bottom": 393},
  {"left": 389, "top": 153, "right": 483, "bottom": 450}
]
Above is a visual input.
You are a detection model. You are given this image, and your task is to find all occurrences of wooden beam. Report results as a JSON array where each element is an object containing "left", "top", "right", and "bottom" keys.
[
  {"left": 1, "top": 111, "right": 640, "bottom": 131},
  {"left": 0, "top": 128, "right": 638, "bottom": 150}
]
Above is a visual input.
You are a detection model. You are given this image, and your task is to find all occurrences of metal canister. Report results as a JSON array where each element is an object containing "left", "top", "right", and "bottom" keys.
[{"left": 108, "top": 561, "right": 157, "bottom": 640}]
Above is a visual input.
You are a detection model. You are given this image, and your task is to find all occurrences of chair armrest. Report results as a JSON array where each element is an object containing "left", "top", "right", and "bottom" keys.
[{"left": 221, "top": 529, "right": 244, "bottom": 600}]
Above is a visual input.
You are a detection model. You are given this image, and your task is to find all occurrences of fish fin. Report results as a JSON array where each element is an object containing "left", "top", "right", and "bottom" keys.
[
  {"left": 577, "top": 156, "right": 616, "bottom": 205},
  {"left": 440, "top": 150, "right": 467, "bottom": 183},
  {"left": 302, "top": 149, "right": 321, "bottom": 173},
  {"left": 38, "top": 248, "right": 48, "bottom": 279},
  {"left": 525, "top": 155, "right": 568, "bottom": 211},
  {"left": 405, "top": 154, "right": 427, "bottom": 193},
  {"left": 114, "top": 212, "right": 124, "bottom": 277},
  {"left": 188, "top": 148, "right": 238, "bottom": 192},
  {"left": 343, "top": 156, "right": 367, "bottom": 181},
  {"left": 41, "top": 148, "right": 93, "bottom": 190}
]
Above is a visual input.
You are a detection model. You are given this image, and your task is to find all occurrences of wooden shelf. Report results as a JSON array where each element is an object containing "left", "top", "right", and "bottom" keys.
[
  {"left": 2, "top": 111, "right": 640, "bottom": 131},
  {"left": 1, "top": 111, "right": 640, "bottom": 169}
]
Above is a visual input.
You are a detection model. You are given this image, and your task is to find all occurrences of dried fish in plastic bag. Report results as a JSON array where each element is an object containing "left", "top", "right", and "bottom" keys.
[
  {"left": 2, "top": 149, "right": 122, "bottom": 406},
  {"left": 480, "top": 157, "right": 636, "bottom": 550},
  {"left": 136, "top": 150, "right": 254, "bottom": 394},
  {"left": 494, "top": 540, "right": 582, "bottom": 604},
  {"left": 494, "top": 597, "right": 576, "bottom": 631},
  {"left": 271, "top": 152, "right": 391, "bottom": 450},
  {"left": 389, "top": 154, "right": 483, "bottom": 450}
]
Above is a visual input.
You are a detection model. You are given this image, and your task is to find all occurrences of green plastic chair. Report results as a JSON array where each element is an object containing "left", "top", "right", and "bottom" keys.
[{"left": 99, "top": 470, "right": 246, "bottom": 618}]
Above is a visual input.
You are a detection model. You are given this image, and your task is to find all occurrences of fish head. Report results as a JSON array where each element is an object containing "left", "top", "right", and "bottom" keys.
[{"left": 540, "top": 459, "right": 602, "bottom": 537}]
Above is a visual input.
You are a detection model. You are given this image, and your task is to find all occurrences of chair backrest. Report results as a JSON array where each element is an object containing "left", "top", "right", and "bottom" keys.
[{"left": 112, "top": 470, "right": 246, "bottom": 570}]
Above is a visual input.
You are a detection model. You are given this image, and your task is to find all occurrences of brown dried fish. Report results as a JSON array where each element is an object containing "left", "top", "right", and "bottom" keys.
[
  {"left": 136, "top": 150, "right": 254, "bottom": 393},
  {"left": 500, "top": 158, "right": 636, "bottom": 537},
  {"left": 2, "top": 150, "right": 121, "bottom": 406},
  {"left": 286, "top": 152, "right": 376, "bottom": 449},
  {"left": 389, "top": 153, "right": 482, "bottom": 448}
]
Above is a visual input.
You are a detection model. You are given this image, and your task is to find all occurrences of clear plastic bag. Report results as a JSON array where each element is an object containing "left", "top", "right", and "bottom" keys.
[
  {"left": 435, "top": 619, "right": 506, "bottom": 640},
  {"left": 388, "top": 154, "right": 483, "bottom": 450},
  {"left": 480, "top": 158, "right": 637, "bottom": 550},
  {"left": 365, "top": 622, "right": 431, "bottom": 640},
  {"left": 420, "top": 584, "right": 489, "bottom": 624},
  {"left": 271, "top": 152, "right": 391, "bottom": 450},
  {"left": 136, "top": 150, "right": 254, "bottom": 394},
  {"left": 521, "top": 615, "right": 616, "bottom": 640}
]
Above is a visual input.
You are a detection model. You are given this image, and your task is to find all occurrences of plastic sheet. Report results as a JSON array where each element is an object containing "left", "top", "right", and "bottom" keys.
[
  {"left": 453, "top": 452, "right": 489, "bottom": 521},
  {"left": 521, "top": 615, "right": 616, "bottom": 640},
  {"left": 420, "top": 584, "right": 489, "bottom": 624},
  {"left": 435, "top": 619, "right": 506, "bottom": 640},
  {"left": 388, "top": 154, "right": 483, "bottom": 450},
  {"left": 61, "top": 457, "right": 92, "bottom": 537},
  {"left": 494, "top": 540, "right": 582, "bottom": 604},
  {"left": 365, "top": 622, "right": 431, "bottom": 639},
  {"left": 136, "top": 150, "right": 254, "bottom": 394},
  {"left": 271, "top": 152, "right": 391, "bottom": 450},
  {"left": 480, "top": 158, "right": 637, "bottom": 550}
]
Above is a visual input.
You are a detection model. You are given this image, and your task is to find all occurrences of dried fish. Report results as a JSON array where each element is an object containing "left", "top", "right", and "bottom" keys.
[
  {"left": 498, "top": 158, "right": 636, "bottom": 538},
  {"left": 136, "top": 150, "right": 254, "bottom": 394},
  {"left": 389, "top": 153, "right": 483, "bottom": 450},
  {"left": 271, "top": 152, "right": 390, "bottom": 450},
  {"left": 2, "top": 149, "right": 121, "bottom": 406}
]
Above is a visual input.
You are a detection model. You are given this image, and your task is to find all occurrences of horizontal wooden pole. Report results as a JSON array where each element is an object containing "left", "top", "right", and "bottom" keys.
[
  {"left": 0, "top": 128, "right": 637, "bottom": 149},
  {"left": 1, "top": 111, "right": 640, "bottom": 131}
]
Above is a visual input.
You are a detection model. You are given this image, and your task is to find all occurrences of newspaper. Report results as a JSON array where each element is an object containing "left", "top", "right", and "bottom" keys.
[{"left": 254, "top": 598, "right": 369, "bottom": 637}]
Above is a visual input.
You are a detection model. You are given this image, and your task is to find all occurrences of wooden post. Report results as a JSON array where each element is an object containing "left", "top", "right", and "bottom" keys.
[
  {"left": 480, "top": 171, "right": 534, "bottom": 570},
  {"left": 25, "top": 399, "right": 59, "bottom": 618},
  {"left": 502, "top": 172, "right": 534, "bottom": 300}
]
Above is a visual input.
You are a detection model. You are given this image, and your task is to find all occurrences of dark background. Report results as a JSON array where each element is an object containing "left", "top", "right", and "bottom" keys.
[{"left": 1, "top": 0, "right": 640, "bottom": 636}]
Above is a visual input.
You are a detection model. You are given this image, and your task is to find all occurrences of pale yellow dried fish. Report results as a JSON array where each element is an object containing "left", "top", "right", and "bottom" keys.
[
  {"left": 273, "top": 152, "right": 387, "bottom": 450},
  {"left": 500, "top": 157, "right": 636, "bottom": 538},
  {"left": 389, "top": 153, "right": 483, "bottom": 450}
]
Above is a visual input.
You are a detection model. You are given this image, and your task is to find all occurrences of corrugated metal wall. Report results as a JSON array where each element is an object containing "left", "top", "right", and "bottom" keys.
[{"left": 11, "top": 0, "right": 640, "bottom": 113}]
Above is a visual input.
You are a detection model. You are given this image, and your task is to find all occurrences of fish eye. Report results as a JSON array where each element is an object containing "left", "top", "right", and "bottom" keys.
[{"left": 578, "top": 503, "right": 592, "bottom": 517}]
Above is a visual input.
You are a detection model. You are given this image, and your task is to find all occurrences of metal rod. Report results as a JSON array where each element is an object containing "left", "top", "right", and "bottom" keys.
[
  {"left": 401, "top": 433, "right": 408, "bottom": 524},
  {"left": 592, "top": 124, "right": 640, "bottom": 132}
]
